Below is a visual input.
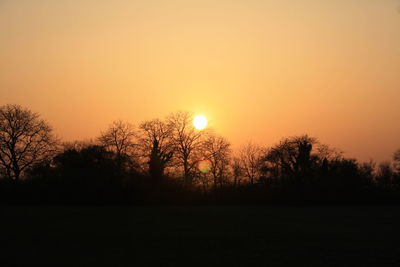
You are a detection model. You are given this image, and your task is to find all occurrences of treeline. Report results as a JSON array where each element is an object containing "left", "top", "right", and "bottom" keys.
[{"left": 1, "top": 104, "right": 400, "bottom": 205}]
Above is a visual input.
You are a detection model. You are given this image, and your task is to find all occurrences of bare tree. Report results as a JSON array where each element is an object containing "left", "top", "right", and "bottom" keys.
[
  {"left": 98, "top": 120, "right": 137, "bottom": 166},
  {"left": 202, "top": 133, "right": 231, "bottom": 189},
  {"left": 0, "top": 104, "right": 57, "bottom": 181},
  {"left": 315, "top": 143, "right": 343, "bottom": 162},
  {"left": 139, "top": 119, "right": 174, "bottom": 178},
  {"left": 168, "top": 111, "right": 205, "bottom": 185},
  {"left": 231, "top": 157, "right": 244, "bottom": 186},
  {"left": 238, "top": 142, "right": 263, "bottom": 184}
]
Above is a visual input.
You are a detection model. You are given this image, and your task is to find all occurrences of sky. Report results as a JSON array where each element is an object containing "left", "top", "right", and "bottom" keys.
[{"left": 1, "top": 0, "right": 399, "bottom": 162}]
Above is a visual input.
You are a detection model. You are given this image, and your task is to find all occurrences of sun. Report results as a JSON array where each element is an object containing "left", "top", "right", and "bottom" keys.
[{"left": 193, "top": 115, "right": 208, "bottom": 130}]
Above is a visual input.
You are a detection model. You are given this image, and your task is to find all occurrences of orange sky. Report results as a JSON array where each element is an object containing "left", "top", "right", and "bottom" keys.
[{"left": 1, "top": 0, "right": 399, "bottom": 162}]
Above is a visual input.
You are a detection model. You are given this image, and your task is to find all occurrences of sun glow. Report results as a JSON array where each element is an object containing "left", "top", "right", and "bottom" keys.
[
  {"left": 198, "top": 160, "right": 211, "bottom": 173},
  {"left": 193, "top": 115, "right": 208, "bottom": 130}
]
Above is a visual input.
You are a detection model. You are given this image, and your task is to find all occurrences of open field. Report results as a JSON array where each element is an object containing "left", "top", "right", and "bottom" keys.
[{"left": 1, "top": 206, "right": 400, "bottom": 266}]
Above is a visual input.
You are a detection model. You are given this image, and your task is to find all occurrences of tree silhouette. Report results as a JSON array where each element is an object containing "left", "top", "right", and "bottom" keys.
[
  {"left": 148, "top": 139, "right": 173, "bottom": 178},
  {"left": 231, "top": 157, "right": 244, "bottom": 187},
  {"left": 98, "top": 120, "right": 137, "bottom": 168},
  {"left": 238, "top": 143, "right": 263, "bottom": 185},
  {"left": 376, "top": 162, "right": 394, "bottom": 189},
  {"left": 202, "top": 133, "right": 231, "bottom": 189},
  {"left": 52, "top": 145, "right": 121, "bottom": 203},
  {"left": 393, "top": 149, "right": 400, "bottom": 173},
  {"left": 168, "top": 111, "right": 205, "bottom": 185},
  {"left": 358, "top": 161, "right": 376, "bottom": 186},
  {"left": 262, "top": 135, "right": 317, "bottom": 182},
  {"left": 139, "top": 119, "right": 174, "bottom": 178},
  {"left": 0, "top": 107, "right": 399, "bottom": 205},
  {"left": 0, "top": 104, "right": 57, "bottom": 181}
]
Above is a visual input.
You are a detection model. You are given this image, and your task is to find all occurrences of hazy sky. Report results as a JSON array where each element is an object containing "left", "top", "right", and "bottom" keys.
[{"left": 1, "top": 0, "right": 399, "bottom": 162}]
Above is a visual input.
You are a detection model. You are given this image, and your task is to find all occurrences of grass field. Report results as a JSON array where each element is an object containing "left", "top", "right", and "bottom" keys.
[{"left": 1, "top": 206, "right": 400, "bottom": 266}]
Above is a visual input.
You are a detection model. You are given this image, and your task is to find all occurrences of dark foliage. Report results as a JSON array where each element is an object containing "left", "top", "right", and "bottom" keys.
[{"left": 1, "top": 139, "right": 400, "bottom": 205}]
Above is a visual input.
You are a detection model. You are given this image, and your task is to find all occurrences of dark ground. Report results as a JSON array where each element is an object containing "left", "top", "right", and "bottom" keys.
[{"left": 1, "top": 206, "right": 400, "bottom": 266}]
